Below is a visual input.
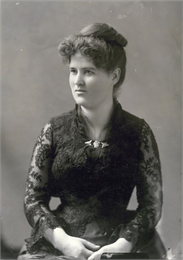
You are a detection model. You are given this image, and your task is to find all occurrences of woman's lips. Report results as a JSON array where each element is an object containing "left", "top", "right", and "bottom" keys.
[{"left": 75, "top": 89, "right": 86, "bottom": 93}]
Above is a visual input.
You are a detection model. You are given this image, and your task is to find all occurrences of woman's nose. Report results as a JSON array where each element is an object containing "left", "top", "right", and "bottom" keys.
[{"left": 74, "top": 73, "right": 84, "bottom": 86}]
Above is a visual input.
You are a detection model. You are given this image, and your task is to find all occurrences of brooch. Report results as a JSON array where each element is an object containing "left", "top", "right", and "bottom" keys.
[{"left": 85, "top": 140, "right": 109, "bottom": 148}]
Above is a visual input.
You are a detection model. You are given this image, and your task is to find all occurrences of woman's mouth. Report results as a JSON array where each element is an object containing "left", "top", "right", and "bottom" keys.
[{"left": 75, "top": 89, "right": 86, "bottom": 93}]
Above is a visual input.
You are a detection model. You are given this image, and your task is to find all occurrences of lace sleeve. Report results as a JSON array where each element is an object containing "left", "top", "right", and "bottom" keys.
[
  {"left": 24, "top": 123, "right": 60, "bottom": 252},
  {"left": 119, "top": 120, "right": 163, "bottom": 246}
]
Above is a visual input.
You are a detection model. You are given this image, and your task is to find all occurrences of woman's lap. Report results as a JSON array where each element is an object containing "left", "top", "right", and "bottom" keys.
[
  {"left": 17, "top": 243, "right": 76, "bottom": 260},
  {"left": 17, "top": 229, "right": 166, "bottom": 259},
  {"left": 17, "top": 253, "right": 77, "bottom": 260}
]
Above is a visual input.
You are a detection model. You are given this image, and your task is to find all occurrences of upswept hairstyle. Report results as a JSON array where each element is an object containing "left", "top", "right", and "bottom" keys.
[{"left": 58, "top": 23, "right": 128, "bottom": 97}]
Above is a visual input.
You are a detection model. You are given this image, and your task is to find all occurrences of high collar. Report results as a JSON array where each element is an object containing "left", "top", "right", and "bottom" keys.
[{"left": 74, "top": 99, "right": 124, "bottom": 141}]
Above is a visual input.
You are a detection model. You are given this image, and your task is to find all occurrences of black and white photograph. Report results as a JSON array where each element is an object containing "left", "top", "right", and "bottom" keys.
[{"left": 1, "top": 1, "right": 182, "bottom": 259}]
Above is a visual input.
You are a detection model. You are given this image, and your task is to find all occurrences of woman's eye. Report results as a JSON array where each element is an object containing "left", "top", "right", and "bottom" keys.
[
  {"left": 70, "top": 69, "right": 77, "bottom": 74},
  {"left": 85, "top": 70, "right": 93, "bottom": 75}
]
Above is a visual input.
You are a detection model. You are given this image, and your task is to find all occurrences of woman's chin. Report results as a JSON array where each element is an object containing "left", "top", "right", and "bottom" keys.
[{"left": 74, "top": 98, "right": 90, "bottom": 107}]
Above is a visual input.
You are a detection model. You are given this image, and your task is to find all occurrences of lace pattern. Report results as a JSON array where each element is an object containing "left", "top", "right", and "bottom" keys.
[
  {"left": 118, "top": 121, "right": 163, "bottom": 245},
  {"left": 24, "top": 102, "right": 163, "bottom": 253},
  {"left": 24, "top": 123, "right": 61, "bottom": 251}
]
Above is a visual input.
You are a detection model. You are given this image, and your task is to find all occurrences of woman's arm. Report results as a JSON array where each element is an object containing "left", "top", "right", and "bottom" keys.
[
  {"left": 24, "top": 122, "right": 100, "bottom": 258},
  {"left": 119, "top": 120, "right": 163, "bottom": 247},
  {"left": 24, "top": 122, "right": 61, "bottom": 251}
]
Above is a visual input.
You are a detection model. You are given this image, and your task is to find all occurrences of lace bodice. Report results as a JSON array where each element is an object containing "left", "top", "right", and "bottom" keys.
[{"left": 24, "top": 101, "right": 163, "bottom": 253}]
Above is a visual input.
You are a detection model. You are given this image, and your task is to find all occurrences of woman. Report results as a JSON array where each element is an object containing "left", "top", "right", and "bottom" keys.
[{"left": 18, "top": 23, "right": 166, "bottom": 260}]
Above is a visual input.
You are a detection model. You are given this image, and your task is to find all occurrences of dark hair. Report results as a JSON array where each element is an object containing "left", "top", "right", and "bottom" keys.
[{"left": 58, "top": 23, "right": 128, "bottom": 97}]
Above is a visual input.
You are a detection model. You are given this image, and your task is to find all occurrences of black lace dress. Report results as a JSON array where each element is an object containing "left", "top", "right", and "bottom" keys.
[{"left": 18, "top": 100, "right": 166, "bottom": 259}]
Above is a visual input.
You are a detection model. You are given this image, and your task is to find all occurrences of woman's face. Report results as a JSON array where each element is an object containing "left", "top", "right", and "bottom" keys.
[{"left": 69, "top": 52, "right": 115, "bottom": 110}]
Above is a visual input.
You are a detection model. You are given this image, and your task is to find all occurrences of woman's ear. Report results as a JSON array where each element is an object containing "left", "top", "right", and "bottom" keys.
[{"left": 112, "top": 68, "right": 121, "bottom": 85}]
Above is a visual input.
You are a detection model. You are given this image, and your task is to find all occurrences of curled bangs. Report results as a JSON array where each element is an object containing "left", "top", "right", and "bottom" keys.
[{"left": 58, "top": 35, "right": 114, "bottom": 72}]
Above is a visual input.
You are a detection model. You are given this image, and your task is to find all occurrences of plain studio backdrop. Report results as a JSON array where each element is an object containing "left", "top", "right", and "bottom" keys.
[{"left": 1, "top": 0, "right": 182, "bottom": 258}]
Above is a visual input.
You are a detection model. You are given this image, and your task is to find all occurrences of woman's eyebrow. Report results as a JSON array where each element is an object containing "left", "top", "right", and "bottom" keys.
[
  {"left": 69, "top": 66, "right": 96, "bottom": 70},
  {"left": 84, "top": 67, "right": 96, "bottom": 70}
]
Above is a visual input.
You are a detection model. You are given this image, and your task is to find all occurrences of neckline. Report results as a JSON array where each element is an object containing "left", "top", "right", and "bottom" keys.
[{"left": 75, "top": 99, "right": 123, "bottom": 142}]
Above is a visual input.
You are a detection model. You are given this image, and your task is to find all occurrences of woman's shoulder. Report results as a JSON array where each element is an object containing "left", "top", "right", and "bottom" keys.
[
  {"left": 117, "top": 103, "right": 146, "bottom": 129},
  {"left": 49, "top": 107, "right": 76, "bottom": 130},
  {"left": 115, "top": 100, "right": 144, "bottom": 125},
  {"left": 122, "top": 109, "right": 143, "bottom": 123},
  {"left": 120, "top": 109, "right": 153, "bottom": 138}
]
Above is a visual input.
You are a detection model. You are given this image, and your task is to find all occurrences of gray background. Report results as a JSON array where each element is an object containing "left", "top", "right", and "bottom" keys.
[{"left": 1, "top": 0, "right": 182, "bottom": 257}]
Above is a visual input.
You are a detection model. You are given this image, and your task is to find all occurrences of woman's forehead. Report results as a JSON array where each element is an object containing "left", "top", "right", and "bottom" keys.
[{"left": 69, "top": 53, "right": 96, "bottom": 68}]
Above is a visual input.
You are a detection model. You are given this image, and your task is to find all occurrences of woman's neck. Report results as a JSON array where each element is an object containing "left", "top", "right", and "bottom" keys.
[{"left": 80, "top": 99, "right": 114, "bottom": 141}]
